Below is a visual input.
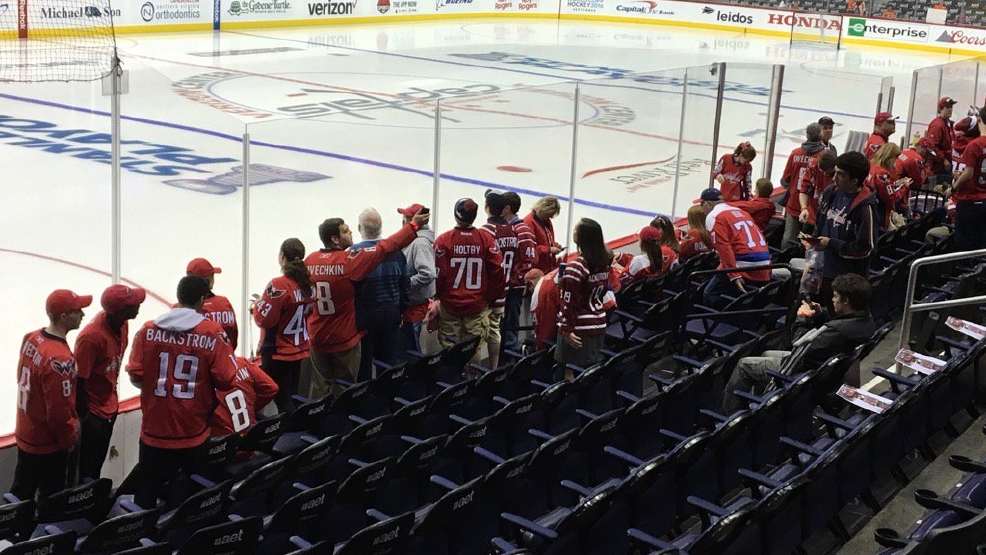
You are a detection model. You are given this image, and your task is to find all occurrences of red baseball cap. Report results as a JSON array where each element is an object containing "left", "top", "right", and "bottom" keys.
[
  {"left": 639, "top": 225, "right": 663, "bottom": 242},
  {"left": 875, "top": 112, "right": 899, "bottom": 125},
  {"left": 938, "top": 97, "right": 957, "bottom": 110},
  {"left": 187, "top": 258, "right": 221, "bottom": 278},
  {"left": 101, "top": 284, "right": 146, "bottom": 314},
  {"left": 397, "top": 203, "right": 425, "bottom": 217},
  {"left": 46, "top": 289, "right": 92, "bottom": 317},
  {"left": 916, "top": 136, "right": 938, "bottom": 157}
]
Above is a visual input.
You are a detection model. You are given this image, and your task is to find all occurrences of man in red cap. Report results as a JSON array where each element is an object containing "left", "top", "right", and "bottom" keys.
[
  {"left": 895, "top": 137, "right": 936, "bottom": 191},
  {"left": 74, "top": 284, "right": 145, "bottom": 481},
  {"left": 397, "top": 203, "right": 436, "bottom": 356},
  {"left": 12, "top": 289, "right": 91, "bottom": 500},
  {"left": 186, "top": 258, "right": 238, "bottom": 350},
  {"left": 926, "top": 97, "right": 957, "bottom": 185},
  {"left": 864, "top": 112, "right": 899, "bottom": 161}
]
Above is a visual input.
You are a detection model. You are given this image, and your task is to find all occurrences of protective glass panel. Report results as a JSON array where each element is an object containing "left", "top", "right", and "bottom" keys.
[
  {"left": 0, "top": 78, "right": 111, "bottom": 435},
  {"left": 435, "top": 81, "right": 576, "bottom": 243},
  {"left": 907, "top": 59, "right": 984, "bottom": 143},
  {"left": 119, "top": 59, "right": 246, "bottom": 360},
  {"left": 712, "top": 63, "right": 776, "bottom": 189},
  {"left": 244, "top": 103, "right": 436, "bottom": 349},
  {"left": 574, "top": 67, "right": 697, "bottom": 244}
]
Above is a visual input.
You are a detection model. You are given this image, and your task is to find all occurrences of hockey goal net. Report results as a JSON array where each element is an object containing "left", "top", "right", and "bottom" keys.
[
  {"left": 787, "top": 11, "right": 843, "bottom": 49},
  {"left": 0, "top": 0, "right": 117, "bottom": 82}
]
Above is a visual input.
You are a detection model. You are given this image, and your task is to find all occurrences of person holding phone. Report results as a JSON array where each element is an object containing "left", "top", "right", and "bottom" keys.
[{"left": 803, "top": 151, "right": 880, "bottom": 307}]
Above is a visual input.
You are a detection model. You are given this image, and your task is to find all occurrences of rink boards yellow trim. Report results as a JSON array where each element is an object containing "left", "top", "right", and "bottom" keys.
[{"left": 4, "top": 12, "right": 986, "bottom": 57}]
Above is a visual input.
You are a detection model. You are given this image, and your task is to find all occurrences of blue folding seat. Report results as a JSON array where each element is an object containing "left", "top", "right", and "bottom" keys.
[
  {"left": 374, "top": 434, "right": 451, "bottom": 516},
  {"left": 0, "top": 494, "right": 35, "bottom": 544},
  {"left": 332, "top": 511, "right": 414, "bottom": 555},
  {"left": 111, "top": 541, "right": 172, "bottom": 555},
  {"left": 497, "top": 486, "right": 617, "bottom": 555},
  {"left": 227, "top": 455, "right": 295, "bottom": 517},
  {"left": 314, "top": 457, "right": 396, "bottom": 546},
  {"left": 271, "top": 395, "right": 332, "bottom": 455},
  {"left": 73, "top": 506, "right": 161, "bottom": 554},
  {"left": 259, "top": 480, "right": 336, "bottom": 555},
  {"left": 30, "top": 478, "right": 112, "bottom": 539},
  {"left": 153, "top": 476, "right": 234, "bottom": 549},
  {"left": 404, "top": 476, "right": 498, "bottom": 555},
  {"left": 629, "top": 499, "right": 756, "bottom": 555},
  {"left": 175, "top": 515, "right": 262, "bottom": 555},
  {"left": 225, "top": 413, "right": 287, "bottom": 478},
  {"left": 0, "top": 530, "right": 76, "bottom": 555}
]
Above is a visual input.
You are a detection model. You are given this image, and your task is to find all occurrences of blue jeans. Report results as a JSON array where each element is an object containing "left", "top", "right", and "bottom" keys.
[
  {"left": 502, "top": 287, "right": 524, "bottom": 352},
  {"left": 400, "top": 320, "right": 423, "bottom": 359}
]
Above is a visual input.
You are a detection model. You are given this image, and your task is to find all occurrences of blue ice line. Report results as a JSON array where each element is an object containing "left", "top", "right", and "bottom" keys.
[
  {"left": 225, "top": 30, "right": 873, "bottom": 122},
  {"left": 0, "top": 91, "right": 658, "bottom": 218}
]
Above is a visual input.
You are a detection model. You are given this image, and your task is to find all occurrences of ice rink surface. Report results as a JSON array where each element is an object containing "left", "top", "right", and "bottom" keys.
[{"left": 0, "top": 19, "right": 966, "bottom": 435}]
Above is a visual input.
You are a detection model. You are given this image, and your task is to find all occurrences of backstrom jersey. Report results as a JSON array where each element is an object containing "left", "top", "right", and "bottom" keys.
[
  {"left": 480, "top": 218, "right": 519, "bottom": 307},
  {"left": 202, "top": 293, "right": 238, "bottom": 351},
  {"left": 74, "top": 311, "right": 128, "bottom": 419},
  {"left": 706, "top": 203, "right": 771, "bottom": 282},
  {"left": 127, "top": 309, "right": 238, "bottom": 449},
  {"left": 557, "top": 257, "right": 612, "bottom": 337},
  {"left": 305, "top": 224, "right": 417, "bottom": 353},
  {"left": 253, "top": 276, "right": 315, "bottom": 361},
  {"left": 16, "top": 330, "right": 79, "bottom": 454},
  {"left": 212, "top": 356, "right": 278, "bottom": 437},
  {"left": 434, "top": 226, "right": 505, "bottom": 317}
]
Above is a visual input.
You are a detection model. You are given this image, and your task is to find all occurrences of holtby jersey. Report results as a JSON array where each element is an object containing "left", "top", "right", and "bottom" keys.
[
  {"left": 434, "top": 226, "right": 504, "bottom": 317},
  {"left": 253, "top": 276, "right": 315, "bottom": 361},
  {"left": 706, "top": 203, "right": 771, "bottom": 282},
  {"left": 16, "top": 330, "right": 79, "bottom": 455}
]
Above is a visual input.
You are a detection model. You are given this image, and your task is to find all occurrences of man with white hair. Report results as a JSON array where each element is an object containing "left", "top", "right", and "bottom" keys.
[{"left": 351, "top": 207, "right": 410, "bottom": 381}]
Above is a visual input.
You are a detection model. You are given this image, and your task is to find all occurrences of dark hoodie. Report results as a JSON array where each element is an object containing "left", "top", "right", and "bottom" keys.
[{"left": 814, "top": 183, "right": 880, "bottom": 279}]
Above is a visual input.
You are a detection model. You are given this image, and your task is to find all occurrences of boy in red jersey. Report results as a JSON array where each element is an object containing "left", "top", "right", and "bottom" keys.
[
  {"left": 700, "top": 188, "right": 771, "bottom": 308},
  {"left": 127, "top": 276, "right": 239, "bottom": 509},
  {"left": 926, "top": 97, "right": 956, "bottom": 185},
  {"left": 434, "top": 198, "right": 504, "bottom": 364},
  {"left": 952, "top": 106, "right": 986, "bottom": 250},
  {"left": 212, "top": 356, "right": 278, "bottom": 436},
  {"left": 75, "top": 284, "right": 145, "bottom": 482},
  {"left": 12, "top": 289, "right": 91, "bottom": 501},
  {"left": 729, "top": 178, "right": 776, "bottom": 232},
  {"left": 479, "top": 190, "right": 519, "bottom": 369},
  {"left": 305, "top": 209, "right": 430, "bottom": 399},
  {"left": 187, "top": 258, "right": 238, "bottom": 351}
]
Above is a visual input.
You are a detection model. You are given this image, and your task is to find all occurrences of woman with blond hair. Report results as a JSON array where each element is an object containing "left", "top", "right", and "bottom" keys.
[
  {"left": 679, "top": 205, "right": 714, "bottom": 262},
  {"left": 867, "top": 142, "right": 911, "bottom": 229},
  {"left": 523, "top": 195, "right": 564, "bottom": 273}
]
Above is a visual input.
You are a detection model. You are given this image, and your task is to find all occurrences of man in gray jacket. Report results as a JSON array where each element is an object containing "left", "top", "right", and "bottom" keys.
[
  {"left": 722, "top": 272, "right": 876, "bottom": 412},
  {"left": 398, "top": 203, "right": 436, "bottom": 355}
]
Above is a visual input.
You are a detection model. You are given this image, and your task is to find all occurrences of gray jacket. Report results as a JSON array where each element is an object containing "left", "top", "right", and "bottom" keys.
[{"left": 403, "top": 226, "right": 436, "bottom": 306}]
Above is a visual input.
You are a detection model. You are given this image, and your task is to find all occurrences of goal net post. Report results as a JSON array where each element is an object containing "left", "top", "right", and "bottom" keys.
[
  {"left": 0, "top": 0, "right": 117, "bottom": 82},
  {"left": 788, "top": 11, "right": 843, "bottom": 49}
]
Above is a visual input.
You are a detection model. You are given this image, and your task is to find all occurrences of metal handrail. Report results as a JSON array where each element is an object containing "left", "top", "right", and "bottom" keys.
[{"left": 898, "top": 248, "right": 986, "bottom": 352}]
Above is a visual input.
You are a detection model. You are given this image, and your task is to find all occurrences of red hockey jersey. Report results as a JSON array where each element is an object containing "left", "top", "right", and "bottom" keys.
[
  {"left": 75, "top": 312, "right": 128, "bottom": 419},
  {"left": 305, "top": 224, "right": 417, "bottom": 353},
  {"left": 212, "top": 357, "right": 278, "bottom": 437},
  {"left": 557, "top": 257, "right": 611, "bottom": 337},
  {"left": 480, "top": 218, "right": 519, "bottom": 307},
  {"left": 253, "top": 276, "right": 315, "bottom": 361},
  {"left": 127, "top": 308, "right": 238, "bottom": 449},
  {"left": 508, "top": 216, "right": 537, "bottom": 288},
  {"left": 714, "top": 154, "right": 753, "bottom": 202},
  {"left": 618, "top": 248, "right": 678, "bottom": 288},
  {"left": 956, "top": 136, "right": 986, "bottom": 202},
  {"left": 867, "top": 164, "right": 907, "bottom": 228},
  {"left": 797, "top": 156, "right": 834, "bottom": 226},
  {"left": 434, "top": 226, "right": 505, "bottom": 317},
  {"left": 728, "top": 198, "right": 775, "bottom": 232},
  {"left": 201, "top": 294, "right": 237, "bottom": 351},
  {"left": 706, "top": 203, "right": 771, "bottom": 282},
  {"left": 863, "top": 132, "right": 888, "bottom": 161},
  {"left": 530, "top": 269, "right": 560, "bottom": 349},
  {"left": 782, "top": 147, "right": 820, "bottom": 215},
  {"left": 16, "top": 330, "right": 79, "bottom": 454},
  {"left": 894, "top": 149, "right": 928, "bottom": 190},
  {"left": 522, "top": 211, "right": 559, "bottom": 273}
]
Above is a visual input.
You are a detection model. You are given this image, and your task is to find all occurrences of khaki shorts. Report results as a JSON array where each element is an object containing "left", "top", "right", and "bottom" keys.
[
  {"left": 309, "top": 344, "right": 361, "bottom": 400},
  {"left": 487, "top": 306, "right": 505, "bottom": 345},
  {"left": 438, "top": 305, "right": 491, "bottom": 349}
]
